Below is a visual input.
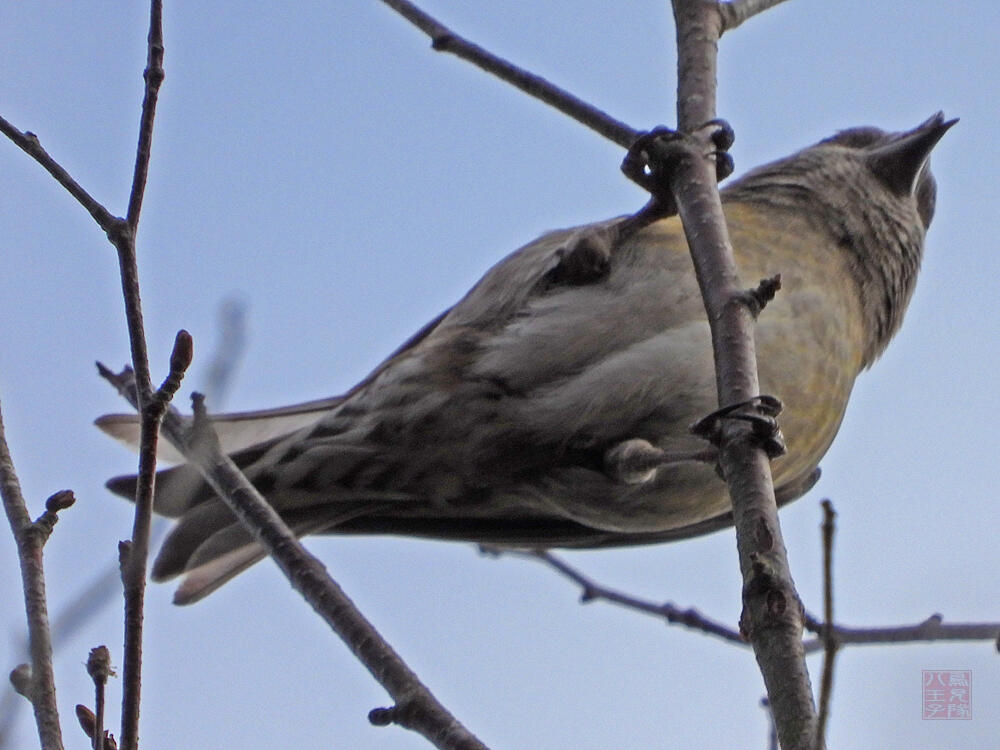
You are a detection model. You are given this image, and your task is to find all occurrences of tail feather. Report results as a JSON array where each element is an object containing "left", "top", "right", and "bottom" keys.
[
  {"left": 168, "top": 503, "right": 393, "bottom": 605},
  {"left": 107, "top": 462, "right": 213, "bottom": 518},
  {"left": 172, "top": 545, "right": 269, "bottom": 604},
  {"left": 152, "top": 500, "right": 239, "bottom": 580},
  {"left": 94, "top": 395, "right": 344, "bottom": 464}
]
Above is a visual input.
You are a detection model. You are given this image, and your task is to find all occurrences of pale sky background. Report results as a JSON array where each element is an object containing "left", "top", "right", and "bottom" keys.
[{"left": 1, "top": 1, "right": 997, "bottom": 748}]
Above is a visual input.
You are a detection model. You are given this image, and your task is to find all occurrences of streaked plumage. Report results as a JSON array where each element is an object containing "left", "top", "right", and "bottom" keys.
[{"left": 99, "top": 114, "right": 953, "bottom": 603}]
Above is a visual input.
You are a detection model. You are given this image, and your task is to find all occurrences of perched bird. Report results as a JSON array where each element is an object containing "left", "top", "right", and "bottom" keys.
[{"left": 99, "top": 114, "right": 954, "bottom": 603}]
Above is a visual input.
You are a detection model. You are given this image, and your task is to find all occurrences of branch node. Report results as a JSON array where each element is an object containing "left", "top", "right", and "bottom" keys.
[
  {"left": 143, "top": 63, "right": 165, "bottom": 88},
  {"left": 156, "top": 329, "right": 194, "bottom": 401},
  {"left": 44, "top": 488, "right": 77, "bottom": 514},
  {"left": 31, "top": 488, "right": 76, "bottom": 540},
  {"left": 104, "top": 219, "right": 132, "bottom": 248},
  {"left": 739, "top": 274, "right": 782, "bottom": 317},
  {"left": 9, "top": 663, "right": 33, "bottom": 701},
  {"left": 430, "top": 32, "right": 454, "bottom": 50},
  {"left": 368, "top": 705, "right": 397, "bottom": 726},
  {"left": 87, "top": 645, "right": 114, "bottom": 684},
  {"left": 117, "top": 540, "right": 132, "bottom": 583}
]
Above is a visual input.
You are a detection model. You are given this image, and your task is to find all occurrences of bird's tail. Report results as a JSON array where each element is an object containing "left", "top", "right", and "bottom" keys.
[{"left": 97, "top": 398, "right": 369, "bottom": 603}]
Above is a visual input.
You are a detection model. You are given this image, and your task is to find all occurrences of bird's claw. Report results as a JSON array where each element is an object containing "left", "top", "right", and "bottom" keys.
[
  {"left": 621, "top": 119, "right": 736, "bottom": 200},
  {"left": 690, "top": 395, "right": 786, "bottom": 459},
  {"left": 697, "top": 118, "right": 736, "bottom": 181}
]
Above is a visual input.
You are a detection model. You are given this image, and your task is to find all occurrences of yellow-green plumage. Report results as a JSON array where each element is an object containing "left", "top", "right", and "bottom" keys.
[{"left": 98, "top": 114, "right": 953, "bottom": 603}]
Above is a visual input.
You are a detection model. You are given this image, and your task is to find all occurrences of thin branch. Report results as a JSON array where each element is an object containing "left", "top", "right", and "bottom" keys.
[
  {"left": 495, "top": 545, "right": 1000, "bottom": 655},
  {"left": 125, "top": 0, "right": 164, "bottom": 229},
  {"left": 85, "top": 647, "right": 112, "bottom": 750},
  {"left": 803, "top": 615, "right": 1000, "bottom": 654},
  {"left": 814, "top": 501, "right": 838, "bottom": 749},
  {"left": 0, "top": 400, "right": 66, "bottom": 750},
  {"left": 491, "top": 549, "right": 745, "bottom": 645},
  {"left": 106, "top": 5, "right": 169, "bottom": 748},
  {"left": 718, "top": 0, "right": 791, "bottom": 32},
  {"left": 118, "top": 331, "right": 190, "bottom": 750},
  {"left": 668, "top": 1, "right": 817, "bottom": 747},
  {"left": 1, "top": 43, "right": 169, "bottom": 746},
  {"left": 378, "top": 0, "right": 638, "bottom": 148},
  {"left": 0, "top": 116, "right": 119, "bottom": 232},
  {"left": 99, "top": 367, "right": 489, "bottom": 750}
]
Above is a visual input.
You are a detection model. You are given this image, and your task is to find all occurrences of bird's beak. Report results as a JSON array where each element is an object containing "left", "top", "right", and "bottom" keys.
[{"left": 866, "top": 112, "right": 958, "bottom": 197}]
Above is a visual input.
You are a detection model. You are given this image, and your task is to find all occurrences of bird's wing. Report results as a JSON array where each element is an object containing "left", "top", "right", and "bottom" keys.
[
  {"left": 101, "top": 219, "right": 625, "bottom": 464},
  {"left": 94, "top": 309, "right": 456, "bottom": 465}
]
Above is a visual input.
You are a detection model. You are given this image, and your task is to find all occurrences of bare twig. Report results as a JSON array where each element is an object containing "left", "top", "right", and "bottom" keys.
[
  {"left": 667, "top": 1, "right": 817, "bottom": 747},
  {"left": 803, "top": 615, "right": 1000, "bottom": 653},
  {"left": 378, "top": 0, "right": 638, "bottom": 148},
  {"left": 718, "top": 0, "right": 791, "bottom": 32},
  {"left": 125, "top": 1, "right": 165, "bottom": 229},
  {"left": 498, "top": 547, "right": 1000, "bottom": 656},
  {"left": 85, "top": 647, "right": 112, "bottom": 750},
  {"left": 119, "top": 330, "right": 190, "bottom": 750},
  {"left": 99, "top": 367, "right": 489, "bottom": 750},
  {"left": 0, "top": 401, "right": 66, "bottom": 750},
  {"left": 101, "top": 4, "right": 170, "bottom": 748},
  {"left": 0, "top": 13, "right": 170, "bottom": 740},
  {"left": 491, "top": 549, "right": 745, "bottom": 645},
  {"left": 0, "top": 117, "right": 119, "bottom": 232},
  {"left": 1, "top": 306, "right": 234, "bottom": 747},
  {"left": 815, "top": 501, "right": 837, "bottom": 748}
]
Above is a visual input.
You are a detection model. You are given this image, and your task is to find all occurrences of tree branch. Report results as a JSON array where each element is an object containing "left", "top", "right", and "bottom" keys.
[
  {"left": 118, "top": 329, "right": 190, "bottom": 750},
  {"left": 99, "top": 367, "right": 489, "bottom": 750},
  {"left": 0, "top": 400, "right": 67, "bottom": 750},
  {"left": 378, "top": 0, "right": 638, "bottom": 148},
  {"left": 0, "top": 4, "right": 182, "bottom": 746},
  {"left": 0, "top": 117, "right": 119, "bottom": 232},
  {"left": 490, "top": 534, "right": 1000, "bottom": 655},
  {"left": 125, "top": 0, "right": 164, "bottom": 229},
  {"left": 489, "top": 549, "right": 745, "bottom": 645},
  {"left": 814, "top": 501, "right": 838, "bottom": 749},
  {"left": 803, "top": 614, "right": 1000, "bottom": 653},
  {"left": 85, "top": 647, "right": 112, "bottom": 750},
  {"left": 667, "top": 1, "right": 817, "bottom": 746}
]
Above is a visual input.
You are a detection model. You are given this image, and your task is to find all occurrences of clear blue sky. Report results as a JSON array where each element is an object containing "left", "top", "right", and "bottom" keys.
[{"left": 1, "top": 1, "right": 997, "bottom": 748}]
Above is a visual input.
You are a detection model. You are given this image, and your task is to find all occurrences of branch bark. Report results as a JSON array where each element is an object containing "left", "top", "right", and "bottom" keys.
[
  {"left": 0, "top": 402, "right": 66, "bottom": 750},
  {"left": 379, "top": 0, "right": 638, "bottom": 147},
  {"left": 668, "top": 2, "right": 818, "bottom": 747}
]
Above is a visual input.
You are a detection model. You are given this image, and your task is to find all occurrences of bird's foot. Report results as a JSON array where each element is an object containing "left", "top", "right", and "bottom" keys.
[
  {"left": 690, "top": 395, "right": 786, "bottom": 459},
  {"left": 603, "top": 438, "right": 717, "bottom": 485},
  {"left": 620, "top": 119, "right": 735, "bottom": 216}
]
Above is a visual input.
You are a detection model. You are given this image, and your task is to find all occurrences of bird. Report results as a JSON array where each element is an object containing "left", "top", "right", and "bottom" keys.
[{"left": 98, "top": 113, "right": 954, "bottom": 604}]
